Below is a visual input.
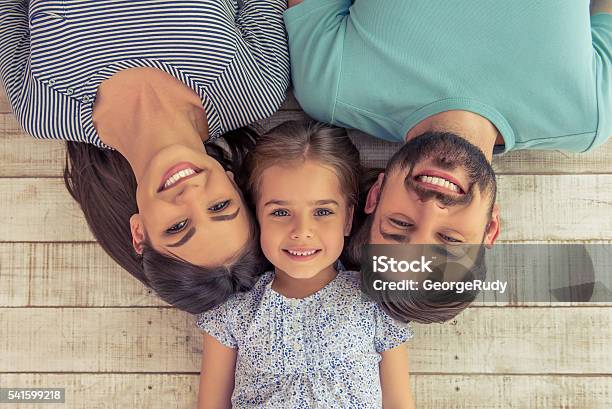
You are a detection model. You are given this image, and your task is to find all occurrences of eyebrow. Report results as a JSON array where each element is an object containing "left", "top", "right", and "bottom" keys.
[
  {"left": 166, "top": 208, "right": 241, "bottom": 248},
  {"left": 379, "top": 219, "right": 410, "bottom": 243},
  {"left": 263, "top": 199, "right": 340, "bottom": 207},
  {"left": 167, "top": 227, "right": 196, "bottom": 248},
  {"left": 211, "top": 207, "right": 240, "bottom": 221}
]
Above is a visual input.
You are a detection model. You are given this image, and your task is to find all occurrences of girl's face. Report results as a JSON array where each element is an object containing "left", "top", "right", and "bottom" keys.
[{"left": 256, "top": 160, "right": 353, "bottom": 279}]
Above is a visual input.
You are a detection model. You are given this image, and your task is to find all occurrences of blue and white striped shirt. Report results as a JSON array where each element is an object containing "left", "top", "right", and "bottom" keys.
[{"left": 0, "top": 0, "right": 289, "bottom": 148}]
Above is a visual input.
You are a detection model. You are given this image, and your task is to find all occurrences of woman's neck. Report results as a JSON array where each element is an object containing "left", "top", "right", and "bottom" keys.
[
  {"left": 92, "top": 67, "right": 209, "bottom": 181},
  {"left": 272, "top": 265, "right": 338, "bottom": 299}
]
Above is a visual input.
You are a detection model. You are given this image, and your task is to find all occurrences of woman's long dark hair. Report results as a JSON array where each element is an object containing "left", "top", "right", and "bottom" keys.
[{"left": 64, "top": 127, "right": 267, "bottom": 313}]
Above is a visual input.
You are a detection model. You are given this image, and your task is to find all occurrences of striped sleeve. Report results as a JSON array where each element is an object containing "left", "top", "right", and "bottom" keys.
[
  {"left": 235, "top": 0, "right": 290, "bottom": 94},
  {"left": 0, "top": 0, "right": 29, "bottom": 115}
]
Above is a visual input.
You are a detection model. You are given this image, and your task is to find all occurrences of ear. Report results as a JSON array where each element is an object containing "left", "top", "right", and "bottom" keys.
[
  {"left": 129, "top": 214, "right": 146, "bottom": 255},
  {"left": 344, "top": 205, "right": 355, "bottom": 236},
  {"left": 364, "top": 173, "right": 385, "bottom": 214},
  {"left": 484, "top": 204, "right": 501, "bottom": 248},
  {"left": 226, "top": 170, "right": 235, "bottom": 181}
]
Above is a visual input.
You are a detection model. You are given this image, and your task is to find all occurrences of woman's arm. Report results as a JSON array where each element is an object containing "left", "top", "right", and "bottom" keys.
[
  {"left": 0, "top": 0, "right": 29, "bottom": 112},
  {"left": 197, "top": 333, "right": 238, "bottom": 409},
  {"left": 379, "top": 343, "right": 415, "bottom": 409}
]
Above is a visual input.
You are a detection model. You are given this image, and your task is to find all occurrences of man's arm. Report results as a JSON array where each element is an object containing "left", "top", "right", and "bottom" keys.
[
  {"left": 379, "top": 343, "right": 416, "bottom": 409},
  {"left": 591, "top": 0, "right": 612, "bottom": 15},
  {"left": 197, "top": 334, "right": 237, "bottom": 409},
  {"left": 288, "top": 0, "right": 304, "bottom": 7}
]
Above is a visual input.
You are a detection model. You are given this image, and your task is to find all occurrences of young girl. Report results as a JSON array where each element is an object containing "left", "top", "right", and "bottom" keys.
[{"left": 196, "top": 121, "right": 415, "bottom": 409}]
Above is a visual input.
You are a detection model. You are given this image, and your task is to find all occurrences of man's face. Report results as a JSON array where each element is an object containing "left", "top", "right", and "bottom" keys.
[{"left": 366, "top": 133, "right": 500, "bottom": 246}]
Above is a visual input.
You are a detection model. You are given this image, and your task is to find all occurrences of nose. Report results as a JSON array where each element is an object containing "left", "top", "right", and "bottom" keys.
[
  {"left": 173, "top": 181, "right": 203, "bottom": 204},
  {"left": 290, "top": 215, "right": 313, "bottom": 240},
  {"left": 414, "top": 192, "right": 448, "bottom": 211}
]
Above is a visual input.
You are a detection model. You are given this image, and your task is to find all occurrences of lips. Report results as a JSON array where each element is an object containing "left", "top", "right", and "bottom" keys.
[
  {"left": 158, "top": 162, "right": 201, "bottom": 192},
  {"left": 414, "top": 169, "right": 466, "bottom": 194}
]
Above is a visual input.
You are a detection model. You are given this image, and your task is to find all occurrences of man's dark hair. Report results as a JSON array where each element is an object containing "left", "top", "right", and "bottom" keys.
[{"left": 347, "top": 131, "right": 495, "bottom": 323}]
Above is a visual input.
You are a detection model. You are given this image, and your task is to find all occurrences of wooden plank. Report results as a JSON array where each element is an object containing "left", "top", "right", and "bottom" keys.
[
  {"left": 0, "top": 374, "right": 198, "bottom": 409},
  {"left": 2, "top": 110, "right": 612, "bottom": 177},
  {"left": 349, "top": 129, "right": 612, "bottom": 174},
  {"left": 1, "top": 175, "right": 610, "bottom": 242},
  {"left": 0, "top": 178, "right": 94, "bottom": 242},
  {"left": 3, "top": 243, "right": 611, "bottom": 308},
  {"left": 480, "top": 243, "right": 612, "bottom": 305},
  {"left": 1, "top": 307, "right": 610, "bottom": 374},
  {"left": 0, "top": 243, "right": 165, "bottom": 307},
  {"left": 413, "top": 375, "right": 612, "bottom": 409},
  {"left": 0, "top": 374, "right": 609, "bottom": 409},
  {"left": 0, "top": 86, "right": 9, "bottom": 114},
  {"left": 0, "top": 114, "right": 67, "bottom": 177}
]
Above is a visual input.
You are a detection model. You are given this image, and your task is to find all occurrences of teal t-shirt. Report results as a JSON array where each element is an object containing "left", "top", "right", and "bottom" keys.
[{"left": 285, "top": 0, "right": 612, "bottom": 153}]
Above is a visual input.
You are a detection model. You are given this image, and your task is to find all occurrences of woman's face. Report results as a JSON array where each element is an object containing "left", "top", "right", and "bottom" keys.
[{"left": 131, "top": 144, "right": 251, "bottom": 267}]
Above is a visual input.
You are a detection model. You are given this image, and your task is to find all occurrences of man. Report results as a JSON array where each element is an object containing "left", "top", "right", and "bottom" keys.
[
  {"left": 284, "top": 0, "right": 612, "bottom": 246},
  {"left": 285, "top": 0, "right": 612, "bottom": 321}
]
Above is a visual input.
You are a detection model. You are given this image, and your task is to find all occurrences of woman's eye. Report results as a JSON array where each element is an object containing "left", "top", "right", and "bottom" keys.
[
  {"left": 166, "top": 219, "right": 188, "bottom": 234},
  {"left": 271, "top": 209, "right": 289, "bottom": 217},
  {"left": 390, "top": 218, "right": 412, "bottom": 228},
  {"left": 314, "top": 208, "right": 333, "bottom": 216},
  {"left": 439, "top": 233, "right": 463, "bottom": 244},
  {"left": 208, "top": 200, "right": 231, "bottom": 212}
]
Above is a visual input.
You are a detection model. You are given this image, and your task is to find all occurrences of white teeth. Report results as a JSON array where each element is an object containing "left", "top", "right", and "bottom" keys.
[
  {"left": 287, "top": 249, "right": 317, "bottom": 256},
  {"left": 418, "top": 175, "right": 460, "bottom": 192},
  {"left": 163, "top": 168, "right": 196, "bottom": 189}
]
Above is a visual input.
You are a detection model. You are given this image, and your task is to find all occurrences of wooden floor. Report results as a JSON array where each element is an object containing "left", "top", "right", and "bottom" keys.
[{"left": 1, "top": 85, "right": 611, "bottom": 408}]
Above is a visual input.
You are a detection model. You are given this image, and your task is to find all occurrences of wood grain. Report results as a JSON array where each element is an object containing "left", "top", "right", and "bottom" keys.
[
  {"left": 0, "top": 86, "right": 9, "bottom": 114},
  {"left": 1, "top": 175, "right": 610, "bottom": 242},
  {"left": 0, "top": 374, "right": 609, "bottom": 409},
  {"left": 2, "top": 242, "right": 611, "bottom": 307},
  {"left": 2, "top": 110, "right": 612, "bottom": 176},
  {"left": 1, "top": 307, "right": 610, "bottom": 374},
  {"left": 0, "top": 243, "right": 165, "bottom": 307}
]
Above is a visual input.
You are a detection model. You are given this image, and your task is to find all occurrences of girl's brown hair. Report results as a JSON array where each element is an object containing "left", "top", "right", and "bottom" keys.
[
  {"left": 64, "top": 127, "right": 269, "bottom": 314},
  {"left": 243, "top": 120, "right": 362, "bottom": 210}
]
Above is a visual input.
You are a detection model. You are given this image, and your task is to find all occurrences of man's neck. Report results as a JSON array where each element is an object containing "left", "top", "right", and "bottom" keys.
[{"left": 405, "top": 110, "right": 502, "bottom": 162}]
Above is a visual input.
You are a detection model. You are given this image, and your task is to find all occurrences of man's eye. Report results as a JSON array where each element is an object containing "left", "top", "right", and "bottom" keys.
[
  {"left": 208, "top": 200, "right": 231, "bottom": 212},
  {"left": 314, "top": 208, "right": 333, "bottom": 216},
  {"left": 390, "top": 218, "right": 412, "bottom": 228},
  {"left": 439, "top": 233, "right": 463, "bottom": 243},
  {"left": 166, "top": 219, "right": 188, "bottom": 234},
  {"left": 271, "top": 209, "right": 290, "bottom": 217}
]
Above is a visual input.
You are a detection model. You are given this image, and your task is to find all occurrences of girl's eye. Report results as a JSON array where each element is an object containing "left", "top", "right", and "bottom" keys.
[
  {"left": 439, "top": 233, "right": 463, "bottom": 244},
  {"left": 314, "top": 208, "right": 333, "bottom": 216},
  {"left": 166, "top": 219, "right": 188, "bottom": 234},
  {"left": 390, "top": 218, "right": 412, "bottom": 228},
  {"left": 271, "top": 209, "right": 289, "bottom": 217},
  {"left": 208, "top": 200, "right": 231, "bottom": 212}
]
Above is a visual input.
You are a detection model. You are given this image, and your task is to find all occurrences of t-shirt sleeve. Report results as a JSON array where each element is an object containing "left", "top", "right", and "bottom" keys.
[
  {"left": 235, "top": 0, "right": 290, "bottom": 94},
  {"left": 589, "top": 13, "right": 612, "bottom": 151},
  {"left": 373, "top": 304, "right": 414, "bottom": 353},
  {"left": 196, "top": 301, "right": 238, "bottom": 349},
  {"left": 0, "top": 0, "right": 29, "bottom": 114},
  {"left": 284, "top": 0, "right": 351, "bottom": 124}
]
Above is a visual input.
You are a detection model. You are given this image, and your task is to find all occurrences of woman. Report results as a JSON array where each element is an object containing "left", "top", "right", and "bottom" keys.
[{"left": 0, "top": 0, "right": 288, "bottom": 313}]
